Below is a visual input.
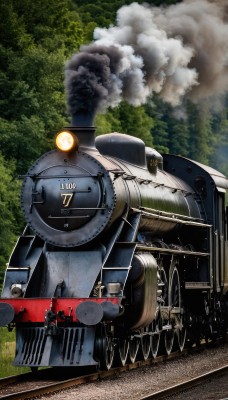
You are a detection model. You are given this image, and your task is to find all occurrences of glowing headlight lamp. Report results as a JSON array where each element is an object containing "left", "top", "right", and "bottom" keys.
[{"left": 55, "top": 130, "right": 79, "bottom": 152}]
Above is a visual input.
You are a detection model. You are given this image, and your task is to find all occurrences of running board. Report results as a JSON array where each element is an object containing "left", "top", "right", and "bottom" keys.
[{"left": 137, "top": 245, "right": 209, "bottom": 257}]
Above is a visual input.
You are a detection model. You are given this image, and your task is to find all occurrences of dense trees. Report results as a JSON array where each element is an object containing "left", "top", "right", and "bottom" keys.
[
  {"left": 0, "top": 0, "right": 85, "bottom": 173},
  {"left": 0, "top": 0, "right": 227, "bottom": 286},
  {"left": 0, "top": 154, "right": 23, "bottom": 283},
  {"left": 96, "top": 103, "right": 153, "bottom": 147},
  {"left": 76, "top": 0, "right": 181, "bottom": 37},
  {"left": 146, "top": 99, "right": 223, "bottom": 166}
]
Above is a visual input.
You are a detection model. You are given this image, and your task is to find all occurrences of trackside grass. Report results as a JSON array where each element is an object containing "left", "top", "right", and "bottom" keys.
[{"left": 0, "top": 327, "right": 29, "bottom": 377}]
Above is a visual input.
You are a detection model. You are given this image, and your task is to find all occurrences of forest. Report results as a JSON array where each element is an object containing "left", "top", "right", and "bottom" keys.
[{"left": 0, "top": 0, "right": 227, "bottom": 285}]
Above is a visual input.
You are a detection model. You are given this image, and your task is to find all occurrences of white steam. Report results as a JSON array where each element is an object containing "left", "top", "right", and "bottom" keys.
[{"left": 65, "top": 0, "right": 228, "bottom": 115}]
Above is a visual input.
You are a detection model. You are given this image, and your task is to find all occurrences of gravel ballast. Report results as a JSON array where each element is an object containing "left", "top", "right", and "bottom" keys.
[{"left": 35, "top": 343, "right": 228, "bottom": 400}]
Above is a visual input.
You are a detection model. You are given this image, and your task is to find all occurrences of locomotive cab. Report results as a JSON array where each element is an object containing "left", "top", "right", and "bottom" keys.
[{"left": 163, "top": 154, "right": 228, "bottom": 330}]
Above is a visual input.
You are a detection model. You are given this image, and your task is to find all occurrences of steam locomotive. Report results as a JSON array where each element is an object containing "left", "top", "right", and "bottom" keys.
[{"left": 0, "top": 116, "right": 228, "bottom": 370}]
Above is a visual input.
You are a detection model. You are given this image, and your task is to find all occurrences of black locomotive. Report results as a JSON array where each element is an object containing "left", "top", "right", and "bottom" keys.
[{"left": 0, "top": 117, "right": 228, "bottom": 370}]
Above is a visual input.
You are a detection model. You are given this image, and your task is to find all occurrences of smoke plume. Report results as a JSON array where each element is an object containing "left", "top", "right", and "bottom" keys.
[{"left": 65, "top": 0, "right": 228, "bottom": 116}]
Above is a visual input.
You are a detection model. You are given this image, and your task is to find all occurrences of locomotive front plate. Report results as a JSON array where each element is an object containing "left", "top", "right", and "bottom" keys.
[{"left": 21, "top": 150, "right": 115, "bottom": 247}]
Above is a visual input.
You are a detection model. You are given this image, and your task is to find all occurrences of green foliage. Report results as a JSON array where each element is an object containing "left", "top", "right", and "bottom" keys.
[
  {"left": 95, "top": 110, "right": 121, "bottom": 135},
  {"left": 146, "top": 98, "right": 191, "bottom": 156},
  {"left": 11, "top": 0, "right": 84, "bottom": 53},
  {"left": 145, "top": 99, "right": 170, "bottom": 154},
  {"left": 146, "top": 97, "right": 228, "bottom": 175},
  {"left": 186, "top": 102, "right": 214, "bottom": 165},
  {"left": 96, "top": 102, "right": 154, "bottom": 147},
  {"left": 0, "top": 2, "right": 33, "bottom": 53},
  {"left": 0, "top": 327, "right": 29, "bottom": 377},
  {"left": 0, "top": 0, "right": 85, "bottom": 174},
  {"left": 0, "top": 153, "right": 23, "bottom": 284},
  {"left": 209, "top": 102, "right": 228, "bottom": 178},
  {"left": 75, "top": 0, "right": 181, "bottom": 31}
]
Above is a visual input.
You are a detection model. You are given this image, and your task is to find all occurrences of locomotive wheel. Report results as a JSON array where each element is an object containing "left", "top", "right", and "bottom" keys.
[
  {"left": 150, "top": 319, "right": 161, "bottom": 358},
  {"left": 170, "top": 266, "right": 186, "bottom": 351},
  {"left": 162, "top": 265, "right": 181, "bottom": 355},
  {"left": 159, "top": 264, "right": 174, "bottom": 355},
  {"left": 141, "top": 328, "right": 151, "bottom": 360},
  {"left": 176, "top": 319, "right": 186, "bottom": 352},
  {"left": 115, "top": 339, "right": 129, "bottom": 366},
  {"left": 163, "top": 329, "right": 175, "bottom": 355},
  {"left": 95, "top": 326, "right": 114, "bottom": 370},
  {"left": 129, "top": 337, "right": 140, "bottom": 363},
  {"left": 100, "top": 335, "right": 115, "bottom": 370}
]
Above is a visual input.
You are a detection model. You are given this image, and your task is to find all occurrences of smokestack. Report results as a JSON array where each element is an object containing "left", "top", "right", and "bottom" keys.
[
  {"left": 67, "top": 111, "right": 96, "bottom": 148},
  {"left": 71, "top": 111, "right": 95, "bottom": 127}
]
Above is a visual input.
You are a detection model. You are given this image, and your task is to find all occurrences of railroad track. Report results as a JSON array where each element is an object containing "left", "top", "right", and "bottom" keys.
[
  {"left": 0, "top": 344, "right": 225, "bottom": 400},
  {"left": 0, "top": 349, "right": 195, "bottom": 400},
  {"left": 140, "top": 364, "right": 228, "bottom": 399}
]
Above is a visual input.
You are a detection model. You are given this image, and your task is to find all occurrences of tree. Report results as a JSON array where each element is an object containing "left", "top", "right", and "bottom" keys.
[
  {"left": 209, "top": 101, "right": 228, "bottom": 177},
  {"left": 0, "top": 0, "right": 85, "bottom": 285},
  {"left": 0, "top": 153, "right": 23, "bottom": 285},
  {"left": 146, "top": 98, "right": 170, "bottom": 154},
  {"left": 95, "top": 102, "right": 154, "bottom": 147},
  {"left": 187, "top": 103, "right": 214, "bottom": 165},
  {"left": 111, "top": 102, "right": 154, "bottom": 147},
  {"left": 95, "top": 110, "right": 122, "bottom": 135},
  {"left": 75, "top": 0, "right": 182, "bottom": 31},
  {"left": 0, "top": 0, "right": 85, "bottom": 174}
]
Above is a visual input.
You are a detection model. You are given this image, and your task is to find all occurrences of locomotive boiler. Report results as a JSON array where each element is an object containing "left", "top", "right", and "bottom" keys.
[{"left": 0, "top": 117, "right": 228, "bottom": 370}]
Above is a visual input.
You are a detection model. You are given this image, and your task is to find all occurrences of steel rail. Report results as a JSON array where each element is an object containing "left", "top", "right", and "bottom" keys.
[
  {"left": 0, "top": 373, "right": 32, "bottom": 388},
  {"left": 0, "top": 344, "right": 224, "bottom": 400},
  {"left": 140, "top": 364, "right": 228, "bottom": 400},
  {"left": 0, "top": 349, "right": 193, "bottom": 400}
]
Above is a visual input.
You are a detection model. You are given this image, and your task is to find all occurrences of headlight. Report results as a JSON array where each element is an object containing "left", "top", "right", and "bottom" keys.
[{"left": 55, "top": 130, "right": 79, "bottom": 152}]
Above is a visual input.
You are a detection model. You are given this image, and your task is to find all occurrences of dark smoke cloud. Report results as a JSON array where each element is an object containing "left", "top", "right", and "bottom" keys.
[
  {"left": 65, "top": 0, "right": 228, "bottom": 115},
  {"left": 65, "top": 45, "right": 123, "bottom": 116}
]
